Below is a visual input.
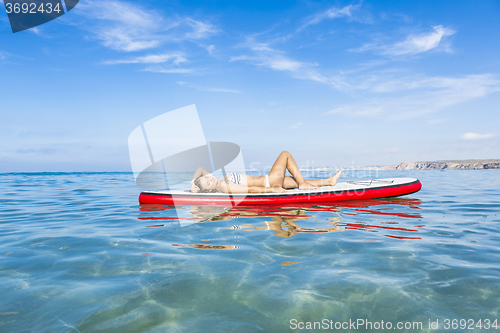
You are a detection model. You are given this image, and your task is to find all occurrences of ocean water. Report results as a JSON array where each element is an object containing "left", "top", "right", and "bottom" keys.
[{"left": 1, "top": 170, "right": 499, "bottom": 333}]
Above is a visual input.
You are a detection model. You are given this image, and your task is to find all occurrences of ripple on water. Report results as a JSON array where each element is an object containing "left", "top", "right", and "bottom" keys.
[{"left": 0, "top": 171, "right": 499, "bottom": 332}]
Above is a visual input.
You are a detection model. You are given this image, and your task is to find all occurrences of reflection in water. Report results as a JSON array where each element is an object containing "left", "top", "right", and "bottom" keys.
[
  {"left": 281, "top": 261, "right": 298, "bottom": 266},
  {"left": 139, "top": 198, "right": 423, "bottom": 239},
  {"left": 229, "top": 209, "right": 343, "bottom": 238}
]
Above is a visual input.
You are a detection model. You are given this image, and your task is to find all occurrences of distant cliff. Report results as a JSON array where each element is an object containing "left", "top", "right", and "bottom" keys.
[{"left": 395, "top": 159, "right": 500, "bottom": 170}]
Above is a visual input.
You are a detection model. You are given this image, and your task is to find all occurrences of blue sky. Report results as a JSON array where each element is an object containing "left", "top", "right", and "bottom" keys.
[{"left": 1, "top": 0, "right": 499, "bottom": 172}]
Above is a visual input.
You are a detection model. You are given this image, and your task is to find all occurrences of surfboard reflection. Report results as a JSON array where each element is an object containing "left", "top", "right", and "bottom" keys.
[{"left": 139, "top": 198, "right": 423, "bottom": 240}]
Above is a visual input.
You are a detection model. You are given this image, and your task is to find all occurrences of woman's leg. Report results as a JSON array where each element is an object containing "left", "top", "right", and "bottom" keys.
[
  {"left": 282, "top": 169, "right": 342, "bottom": 189},
  {"left": 283, "top": 176, "right": 298, "bottom": 189},
  {"left": 305, "top": 169, "right": 342, "bottom": 187},
  {"left": 267, "top": 151, "right": 317, "bottom": 190}
]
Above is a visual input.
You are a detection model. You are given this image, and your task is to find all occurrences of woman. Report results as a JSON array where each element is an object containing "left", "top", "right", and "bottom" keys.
[{"left": 191, "top": 151, "right": 342, "bottom": 194}]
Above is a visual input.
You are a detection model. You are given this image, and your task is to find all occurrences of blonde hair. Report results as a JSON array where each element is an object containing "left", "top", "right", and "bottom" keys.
[{"left": 194, "top": 177, "right": 218, "bottom": 193}]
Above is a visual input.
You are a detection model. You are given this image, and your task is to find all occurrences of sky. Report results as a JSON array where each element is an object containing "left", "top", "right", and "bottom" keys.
[{"left": 1, "top": 0, "right": 499, "bottom": 172}]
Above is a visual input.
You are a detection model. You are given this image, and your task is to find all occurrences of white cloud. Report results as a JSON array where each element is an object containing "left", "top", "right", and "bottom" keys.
[
  {"left": 185, "top": 18, "right": 219, "bottom": 39},
  {"left": 231, "top": 39, "right": 311, "bottom": 72},
  {"left": 231, "top": 34, "right": 498, "bottom": 121},
  {"left": 326, "top": 74, "right": 500, "bottom": 120},
  {"left": 348, "top": 71, "right": 499, "bottom": 94},
  {"left": 226, "top": 9, "right": 496, "bottom": 124},
  {"left": 297, "top": 70, "right": 352, "bottom": 90},
  {"left": 386, "top": 25, "right": 455, "bottom": 55},
  {"left": 354, "top": 25, "right": 456, "bottom": 56},
  {"left": 206, "top": 45, "right": 215, "bottom": 55},
  {"left": 267, "top": 57, "right": 305, "bottom": 71},
  {"left": 143, "top": 66, "right": 194, "bottom": 74},
  {"left": 288, "top": 122, "right": 302, "bottom": 130},
  {"left": 75, "top": 1, "right": 162, "bottom": 51},
  {"left": 301, "top": 5, "right": 355, "bottom": 29},
  {"left": 102, "top": 53, "right": 187, "bottom": 65},
  {"left": 29, "top": 27, "right": 42, "bottom": 35},
  {"left": 176, "top": 81, "right": 241, "bottom": 93},
  {"left": 75, "top": 0, "right": 218, "bottom": 52},
  {"left": 461, "top": 133, "right": 496, "bottom": 141}
]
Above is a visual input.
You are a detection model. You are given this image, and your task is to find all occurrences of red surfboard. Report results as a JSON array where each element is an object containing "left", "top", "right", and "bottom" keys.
[{"left": 139, "top": 178, "right": 422, "bottom": 206}]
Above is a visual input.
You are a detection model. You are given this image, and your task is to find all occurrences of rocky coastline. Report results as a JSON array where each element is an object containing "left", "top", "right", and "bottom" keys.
[
  {"left": 287, "top": 159, "right": 500, "bottom": 172},
  {"left": 252, "top": 159, "right": 500, "bottom": 172},
  {"left": 394, "top": 159, "right": 500, "bottom": 170}
]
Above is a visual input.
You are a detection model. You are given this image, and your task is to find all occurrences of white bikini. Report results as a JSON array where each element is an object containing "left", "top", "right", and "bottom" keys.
[
  {"left": 264, "top": 175, "right": 270, "bottom": 187},
  {"left": 226, "top": 173, "right": 270, "bottom": 187}
]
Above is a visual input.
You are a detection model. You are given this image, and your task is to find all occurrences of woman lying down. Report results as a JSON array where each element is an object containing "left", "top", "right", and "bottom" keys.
[{"left": 190, "top": 151, "right": 341, "bottom": 194}]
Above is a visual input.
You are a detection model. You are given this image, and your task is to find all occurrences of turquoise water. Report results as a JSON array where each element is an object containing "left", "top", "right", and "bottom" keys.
[{"left": 1, "top": 170, "right": 500, "bottom": 332}]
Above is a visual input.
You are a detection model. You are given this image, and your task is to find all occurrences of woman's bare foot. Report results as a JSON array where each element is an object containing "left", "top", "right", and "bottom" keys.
[
  {"left": 328, "top": 169, "right": 342, "bottom": 186},
  {"left": 299, "top": 182, "right": 318, "bottom": 190}
]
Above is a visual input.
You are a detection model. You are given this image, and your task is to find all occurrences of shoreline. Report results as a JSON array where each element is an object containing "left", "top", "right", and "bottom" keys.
[
  {"left": 1, "top": 159, "right": 499, "bottom": 174},
  {"left": 283, "top": 159, "right": 500, "bottom": 171}
]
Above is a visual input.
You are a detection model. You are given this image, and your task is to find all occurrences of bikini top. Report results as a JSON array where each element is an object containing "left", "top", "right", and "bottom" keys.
[{"left": 226, "top": 173, "right": 243, "bottom": 185}]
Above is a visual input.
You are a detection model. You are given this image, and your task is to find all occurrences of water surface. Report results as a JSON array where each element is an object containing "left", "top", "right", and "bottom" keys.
[{"left": 1, "top": 171, "right": 499, "bottom": 332}]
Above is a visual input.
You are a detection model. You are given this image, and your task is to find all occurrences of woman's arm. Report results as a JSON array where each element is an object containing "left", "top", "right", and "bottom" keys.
[
  {"left": 218, "top": 182, "right": 285, "bottom": 194},
  {"left": 192, "top": 167, "right": 210, "bottom": 180}
]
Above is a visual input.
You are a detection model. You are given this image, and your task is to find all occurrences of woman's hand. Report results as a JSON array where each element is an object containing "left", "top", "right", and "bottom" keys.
[
  {"left": 191, "top": 180, "right": 200, "bottom": 193},
  {"left": 271, "top": 187, "right": 286, "bottom": 193},
  {"left": 193, "top": 167, "right": 210, "bottom": 180}
]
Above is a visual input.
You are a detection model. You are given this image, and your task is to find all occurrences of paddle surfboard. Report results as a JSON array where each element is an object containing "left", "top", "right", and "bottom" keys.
[{"left": 139, "top": 178, "right": 422, "bottom": 206}]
